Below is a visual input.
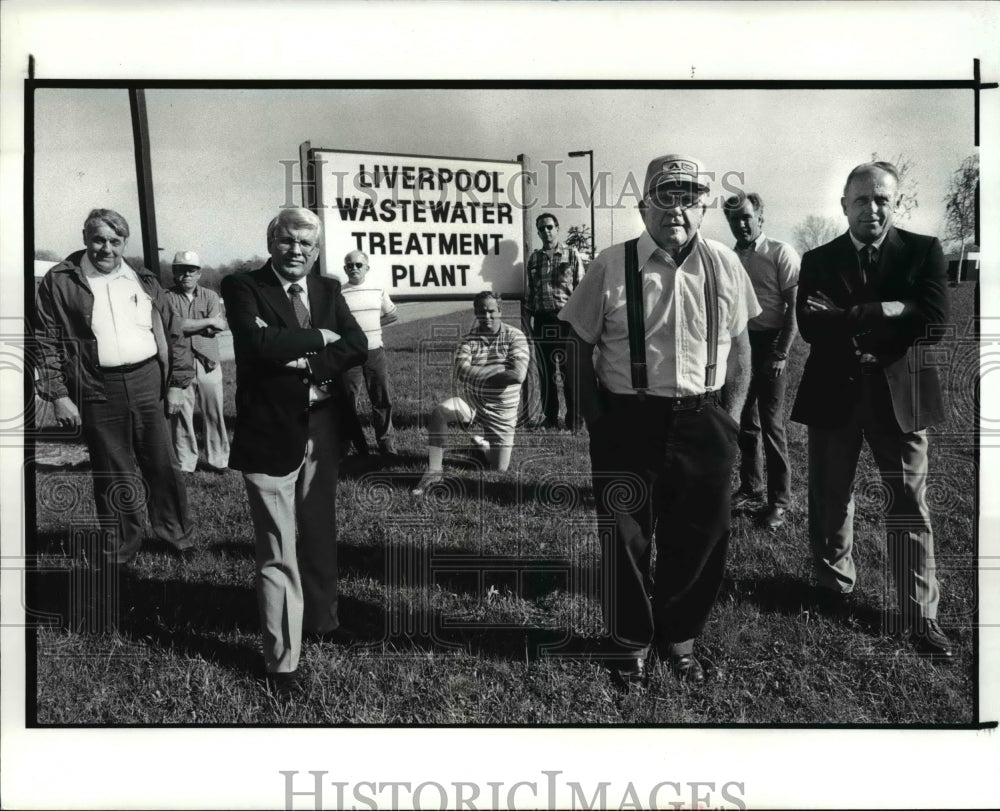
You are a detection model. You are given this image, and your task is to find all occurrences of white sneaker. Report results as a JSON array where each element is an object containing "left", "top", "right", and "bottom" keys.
[{"left": 411, "top": 469, "right": 444, "bottom": 496}]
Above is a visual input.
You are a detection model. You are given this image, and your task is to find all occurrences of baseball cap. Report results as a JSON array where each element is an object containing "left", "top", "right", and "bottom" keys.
[
  {"left": 642, "top": 154, "right": 711, "bottom": 198},
  {"left": 172, "top": 250, "right": 201, "bottom": 269}
]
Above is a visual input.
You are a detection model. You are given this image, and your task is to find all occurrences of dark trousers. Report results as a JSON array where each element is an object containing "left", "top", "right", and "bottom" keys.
[
  {"left": 532, "top": 312, "right": 577, "bottom": 427},
  {"left": 588, "top": 393, "right": 738, "bottom": 652},
  {"left": 738, "top": 328, "right": 791, "bottom": 507},
  {"left": 80, "top": 359, "right": 193, "bottom": 566},
  {"left": 344, "top": 346, "right": 393, "bottom": 443}
]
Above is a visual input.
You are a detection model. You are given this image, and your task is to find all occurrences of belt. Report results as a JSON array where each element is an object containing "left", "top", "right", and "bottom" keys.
[
  {"left": 603, "top": 389, "right": 719, "bottom": 412},
  {"left": 101, "top": 356, "right": 156, "bottom": 374}
]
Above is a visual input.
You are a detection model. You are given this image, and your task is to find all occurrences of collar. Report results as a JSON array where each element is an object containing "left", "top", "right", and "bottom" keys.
[
  {"left": 735, "top": 233, "right": 765, "bottom": 252},
  {"left": 848, "top": 229, "right": 890, "bottom": 253},
  {"left": 638, "top": 229, "right": 700, "bottom": 269},
  {"left": 270, "top": 262, "right": 308, "bottom": 294},
  {"left": 541, "top": 242, "right": 565, "bottom": 254},
  {"left": 81, "top": 252, "right": 136, "bottom": 281}
]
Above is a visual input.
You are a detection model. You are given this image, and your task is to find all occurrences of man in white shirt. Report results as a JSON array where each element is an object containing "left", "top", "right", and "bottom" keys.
[
  {"left": 340, "top": 250, "right": 399, "bottom": 455},
  {"left": 34, "top": 209, "right": 195, "bottom": 581},
  {"left": 561, "top": 154, "right": 759, "bottom": 688},
  {"left": 724, "top": 192, "right": 800, "bottom": 530}
]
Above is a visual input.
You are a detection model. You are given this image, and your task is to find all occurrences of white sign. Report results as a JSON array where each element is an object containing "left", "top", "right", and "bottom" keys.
[{"left": 310, "top": 149, "right": 526, "bottom": 298}]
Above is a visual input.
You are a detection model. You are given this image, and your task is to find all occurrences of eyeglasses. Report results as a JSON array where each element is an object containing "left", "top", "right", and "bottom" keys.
[
  {"left": 344, "top": 262, "right": 366, "bottom": 269},
  {"left": 274, "top": 237, "right": 317, "bottom": 252},
  {"left": 644, "top": 190, "right": 705, "bottom": 211}
]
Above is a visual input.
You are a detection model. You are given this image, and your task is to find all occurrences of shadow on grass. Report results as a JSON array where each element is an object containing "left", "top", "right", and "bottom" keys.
[
  {"left": 29, "top": 564, "right": 605, "bottom": 680},
  {"left": 29, "top": 568, "right": 262, "bottom": 677},
  {"left": 722, "top": 574, "right": 885, "bottom": 635},
  {"left": 332, "top": 594, "right": 604, "bottom": 665}
]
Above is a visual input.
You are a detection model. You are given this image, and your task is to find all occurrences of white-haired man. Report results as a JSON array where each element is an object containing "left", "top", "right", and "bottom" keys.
[{"left": 222, "top": 207, "right": 367, "bottom": 697}]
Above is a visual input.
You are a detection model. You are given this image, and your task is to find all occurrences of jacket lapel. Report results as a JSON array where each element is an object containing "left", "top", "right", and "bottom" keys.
[
  {"left": 829, "top": 233, "right": 860, "bottom": 298},
  {"left": 872, "top": 226, "right": 904, "bottom": 291},
  {"left": 255, "top": 264, "right": 299, "bottom": 326},
  {"left": 307, "top": 275, "right": 332, "bottom": 328}
]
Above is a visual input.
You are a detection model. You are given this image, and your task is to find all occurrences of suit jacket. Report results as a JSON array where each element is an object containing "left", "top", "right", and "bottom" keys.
[
  {"left": 222, "top": 264, "right": 368, "bottom": 475},
  {"left": 790, "top": 227, "right": 948, "bottom": 433}
]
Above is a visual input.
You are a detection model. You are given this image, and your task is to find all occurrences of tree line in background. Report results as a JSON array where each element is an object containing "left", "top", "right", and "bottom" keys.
[
  {"left": 792, "top": 152, "right": 979, "bottom": 256},
  {"left": 32, "top": 250, "right": 267, "bottom": 294},
  {"left": 33, "top": 153, "right": 978, "bottom": 279}
]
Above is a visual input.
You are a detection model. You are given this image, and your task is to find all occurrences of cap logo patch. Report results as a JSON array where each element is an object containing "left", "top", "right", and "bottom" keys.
[{"left": 664, "top": 160, "right": 697, "bottom": 174}]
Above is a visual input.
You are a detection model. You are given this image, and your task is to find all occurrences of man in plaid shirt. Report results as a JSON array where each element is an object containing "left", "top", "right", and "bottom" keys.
[{"left": 526, "top": 213, "right": 586, "bottom": 430}]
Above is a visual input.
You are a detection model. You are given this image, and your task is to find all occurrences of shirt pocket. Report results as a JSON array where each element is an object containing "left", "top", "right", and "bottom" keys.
[{"left": 133, "top": 290, "right": 154, "bottom": 329}]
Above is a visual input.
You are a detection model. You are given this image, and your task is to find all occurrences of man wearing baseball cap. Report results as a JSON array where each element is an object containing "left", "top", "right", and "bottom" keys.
[
  {"left": 165, "top": 250, "right": 231, "bottom": 473},
  {"left": 561, "top": 154, "right": 759, "bottom": 688}
]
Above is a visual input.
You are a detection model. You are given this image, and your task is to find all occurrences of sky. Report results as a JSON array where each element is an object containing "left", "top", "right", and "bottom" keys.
[{"left": 33, "top": 86, "right": 976, "bottom": 269}]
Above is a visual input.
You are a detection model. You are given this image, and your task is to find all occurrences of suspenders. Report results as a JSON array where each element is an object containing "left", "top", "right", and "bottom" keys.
[{"left": 623, "top": 237, "right": 720, "bottom": 396}]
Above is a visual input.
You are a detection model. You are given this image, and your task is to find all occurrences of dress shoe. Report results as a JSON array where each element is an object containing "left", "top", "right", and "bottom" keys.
[
  {"left": 411, "top": 469, "right": 444, "bottom": 496},
  {"left": 377, "top": 437, "right": 396, "bottom": 455},
  {"left": 731, "top": 488, "right": 765, "bottom": 511},
  {"left": 909, "top": 619, "right": 954, "bottom": 660},
  {"left": 668, "top": 653, "right": 705, "bottom": 684},
  {"left": 756, "top": 504, "right": 787, "bottom": 530},
  {"left": 610, "top": 655, "right": 647, "bottom": 691},
  {"left": 266, "top": 669, "right": 304, "bottom": 701}
]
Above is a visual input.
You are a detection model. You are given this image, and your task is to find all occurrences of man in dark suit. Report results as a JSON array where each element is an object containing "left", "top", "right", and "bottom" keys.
[
  {"left": 791, "top": 161, "right": 952, "bottom": 659},
  {"left": 222, "top": 207, "right": 367, "bottom": 696}
]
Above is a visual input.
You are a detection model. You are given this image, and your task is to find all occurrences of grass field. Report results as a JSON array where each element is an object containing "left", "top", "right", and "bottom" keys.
[{"left": 29, "top": 284, "right": 979, "bottom": 725}]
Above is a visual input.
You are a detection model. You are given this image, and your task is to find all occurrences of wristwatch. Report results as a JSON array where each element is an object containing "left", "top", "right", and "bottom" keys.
[{"left": 772, "top": 351, "right": 788, "bottom": 361}]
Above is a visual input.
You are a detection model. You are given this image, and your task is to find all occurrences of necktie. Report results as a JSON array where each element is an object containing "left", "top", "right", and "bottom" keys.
[
  {"left": 287, "top": 283, "right": 311, "bottom": 328},
  {"left": 859, "top": 246, "right": 877, "bottom": 286}
]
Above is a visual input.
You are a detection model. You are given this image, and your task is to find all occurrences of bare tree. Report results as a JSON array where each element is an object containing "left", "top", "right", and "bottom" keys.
[
  {"left": 943, "top": 154, "right": 979, "bottom": 248},
  {"left": 792, "top": 215, "right": 841, "bottom": 254},
  {"left": 871, "top": 151, "right": 918, "bottom": 222}
]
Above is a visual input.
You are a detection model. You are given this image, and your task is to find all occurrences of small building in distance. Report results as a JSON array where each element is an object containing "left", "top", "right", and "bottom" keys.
[{"left": 945, "top": 244, "right": 979, "bottom": 285}]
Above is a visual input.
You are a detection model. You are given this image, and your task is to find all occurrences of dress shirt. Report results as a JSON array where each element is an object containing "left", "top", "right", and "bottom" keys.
[
  {"left": 81, "top": 254, "right": 158, "bottom": 367},
  {"left": 270, "top": 264, "right": 330, "bottom": 404},
  {"left": 846, "top": 231, "right": 903, "bottom": 316},
  {"left": 559, "top": 231, "right": 760, "bottom": 397}
]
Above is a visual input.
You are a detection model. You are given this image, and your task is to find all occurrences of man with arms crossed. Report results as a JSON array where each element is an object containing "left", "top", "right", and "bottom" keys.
[
  {"left": 791, "top": 161, "right": 952, "bottom": 659},
  {"left": 340, "top": 250, "right": 399, "bottom": 455},
  {"left": 561, "top": 155, "right": 758, "bottom": 687},
  {"left": 222, "top": 208, "right": 367, "bottom": 697},
  {"left": 526, "top": 213, "right": 586, "bottom": 430},
  {"left": 165, "top": 250, "right": 231, "bottom": 473},
  {"left": 724, "top": 192, "right": 800, "bottom": 529}
]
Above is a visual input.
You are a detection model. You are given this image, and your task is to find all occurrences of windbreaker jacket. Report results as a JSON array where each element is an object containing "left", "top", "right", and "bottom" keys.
[{"left": 34, "top": 250, "right": 194, "bottom": 403}]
